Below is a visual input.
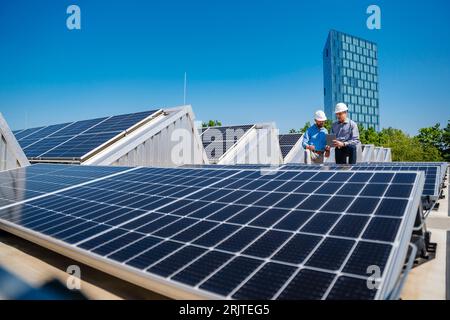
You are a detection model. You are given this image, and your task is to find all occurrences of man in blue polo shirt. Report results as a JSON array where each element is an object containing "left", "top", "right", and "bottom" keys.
[{"left": 302, "top": 110, "right": 329, "bottom": 164}]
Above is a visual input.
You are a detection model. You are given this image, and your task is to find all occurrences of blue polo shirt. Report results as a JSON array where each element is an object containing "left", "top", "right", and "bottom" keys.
[{"left": 302, "top": 124, "right": 328, "bottom": 151}]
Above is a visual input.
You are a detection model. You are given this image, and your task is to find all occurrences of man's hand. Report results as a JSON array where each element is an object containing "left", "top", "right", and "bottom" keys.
[
  {"left": 333, "top": 140, "right": 345, "bottom": 148},
  {"left": 307, "top": 145, "right": 315, "bottom": 151}
]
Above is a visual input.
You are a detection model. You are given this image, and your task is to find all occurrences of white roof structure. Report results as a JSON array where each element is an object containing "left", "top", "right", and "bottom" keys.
[
  {"left": 278, "top": 133, "right": 304, "bottom": 164},
  {"left": 383, "top": 148, "right": 392, "bottom": 162},
  {"left": 85, "top": 106, "right": 208, "bottom": 167},
  {"left": 361, "top": 144, "right": 375, "bottom": 163},
  {"left": 0, "top": 113, "right": 30, "bottom": 171},
  {"left": 200, "top": 123, "right": 283, "bottom": 165},
  {"left": 360, "top": 144, "right": 392, "bottom": 163},
  {"left": 14, "top": 105, "right": 208, "bottom": 167}
]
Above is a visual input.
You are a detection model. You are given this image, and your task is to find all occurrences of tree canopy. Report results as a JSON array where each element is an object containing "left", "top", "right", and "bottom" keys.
[
  {"left": 202, "top": 120, "right": 222, "bottom": 128},
  {"left": 289, "top": 120, "right": 449, "bottom": 162}
]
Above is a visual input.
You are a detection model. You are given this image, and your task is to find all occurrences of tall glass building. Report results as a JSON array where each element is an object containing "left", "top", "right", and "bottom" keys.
[{"left": 323, "top": 30, "right": 380, "bottom": 131}]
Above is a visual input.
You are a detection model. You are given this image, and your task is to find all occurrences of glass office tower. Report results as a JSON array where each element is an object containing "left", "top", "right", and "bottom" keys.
[{"left": 323, "top": 30, "right": 380, "bottom": 131}]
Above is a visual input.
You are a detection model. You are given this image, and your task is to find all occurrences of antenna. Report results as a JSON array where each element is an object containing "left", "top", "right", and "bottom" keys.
[{"left": 183, "top": 72, "right": 187, "bottom": 105}]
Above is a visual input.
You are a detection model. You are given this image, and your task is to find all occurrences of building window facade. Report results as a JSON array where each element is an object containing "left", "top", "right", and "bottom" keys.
[{"left": 323, "top": 30, "right": 380, "bottom": 131}]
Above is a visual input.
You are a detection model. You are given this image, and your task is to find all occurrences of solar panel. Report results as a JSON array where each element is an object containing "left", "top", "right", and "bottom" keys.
[
  {"left": 25, "top": 122, "right": 73, "bottom": 140},
  {"left": 13, "top": 126, "right": 46, "bottom": 141},
  {"left": 278, "top": 134, "right": 302, "bottom": 159},
  {"left": 201, "top": 125, "right": 254, "bottom": 162},
  {"left": 13, "top": 110, "right": 160, "bottom": 161},
  {"left": 369, "top": 162, "right": 448, "bottom": 185},
  {"left": 0, "top": 164, "right": 423, "bottom": 300},
  {"left": 282, "top": 163, "right": 443, "bottom": 201}
]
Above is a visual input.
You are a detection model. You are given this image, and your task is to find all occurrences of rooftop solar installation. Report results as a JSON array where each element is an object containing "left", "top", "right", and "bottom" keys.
[
  {"left": 278, "top": 134, "right": 302, "bottom": 159},
  {"left": 368, "top": 162, "right": 448, "bottom": 185},
  {"left": 201, "top": 125, "right": 254, "bottom": 162},
  {"left": 282, "top": 163, "right": 444, "bottom": 199},
  {"left": 14, "top": 110, "right": 161, "bottom": 161},
  {"left": 0, "top": 164, "right": 423, "bottom": 300}
]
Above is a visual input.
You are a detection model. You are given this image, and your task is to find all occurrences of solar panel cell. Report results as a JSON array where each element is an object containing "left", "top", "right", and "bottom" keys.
[
  {"left": 330, "top": 215, "right": 369, "bottom": 238},
  {"left": 272, "top": 234, "right": 321, "bottom": 264},
  {"left": 277, "top": 269, "right": 335, "bottom": 300},
  {"left": 301, "top": 213, "right": 340, "bottom": 234},
  {"left": 148, "top": 246, "right": 207, "bottom": 277},
  {"left": 243, "top": 231, "right": 292, "bottom": 258},
  {"left": 327, "top": 276, "right": 377, "bottom": 300},
  {"left": 343, "top": 242, "right": 392, "bottom": 276},
  {"left": 200, "top": 257, "right": 263, "bottom": 296},
  {"left": 363, "top": 217, "right": 401, "bottom": 242},
  {"left": 232, "top": 262, "right": 296, "bottom": 300},
  {"left": 172, "top": 251, "right": 233, "bottom": 286},
  {"left": 305, "top": 238, "right": 355, "bottom": 270}
]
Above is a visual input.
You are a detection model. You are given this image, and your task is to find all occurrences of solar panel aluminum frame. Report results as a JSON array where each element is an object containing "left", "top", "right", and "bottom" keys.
[
  {"left": 376, "top": 171, "right": 424, "bottom": 299},
  {"left": 0, "top": 222, "right": 216, "bottom": 299},
  {"left": 0, "top": 166, "right": 425, "bottom": 300}
]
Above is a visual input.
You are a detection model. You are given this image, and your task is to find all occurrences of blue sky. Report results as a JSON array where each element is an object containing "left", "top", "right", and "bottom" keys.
[{"left": 0, "top": 0, "right": 449, "bottom": 134}]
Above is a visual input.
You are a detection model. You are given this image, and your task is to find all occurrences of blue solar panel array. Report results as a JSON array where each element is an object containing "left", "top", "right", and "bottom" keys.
[
  {"left": 0, "top": 164, "right": 423, "bottom": 300},
  {"left": 14, "top": 110, "right": 160, "bottom": 160},
  {"left": 282, "top": 162, "right": 445, "bottom": 199}
]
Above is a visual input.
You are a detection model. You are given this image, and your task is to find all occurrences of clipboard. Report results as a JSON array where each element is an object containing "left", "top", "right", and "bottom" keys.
[{"left": 326, "top": 134, "right": 336, "bottom": 147}]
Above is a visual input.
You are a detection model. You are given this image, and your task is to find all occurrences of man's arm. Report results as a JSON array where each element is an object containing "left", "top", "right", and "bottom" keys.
[
  {"left": 302, "top": 128, "right": 310, "bottom": 149},
  {"left": 345, "top": 122, "right": 360, "bottom": 146}
]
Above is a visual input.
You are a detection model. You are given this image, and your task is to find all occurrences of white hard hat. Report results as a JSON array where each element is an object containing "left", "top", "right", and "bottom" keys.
[
  {"left": 335, "top": 103, "right": 348, "bottom": 113},
  {"left": 314, "top": 110, "right": 327, "bottom": 121}
]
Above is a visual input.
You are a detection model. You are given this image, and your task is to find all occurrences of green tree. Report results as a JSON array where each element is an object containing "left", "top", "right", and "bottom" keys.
[
  {"left": 377, "top": 127, "right": 442, "bottom": 162},
  {"left": 416, "top": 123, "right": 444, "bottom": 152},
  {"left": 299, "top": 121, "right": 311, "bottom": 134},
  {"left": 324, "top": 119, "right": 333, "bottom": 132},
  {"left": 443, "top": 121, "right": 450, "bottom": 161},
  {"left": 202, "top": 120, "right": 222, "bottom": 128},
  {"left": 359, "top": 126, "right": 379, "bottom": 145}
]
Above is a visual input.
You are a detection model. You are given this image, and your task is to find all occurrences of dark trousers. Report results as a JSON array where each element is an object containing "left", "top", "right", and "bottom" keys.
[{"left": 335, "top": 145, "right": 357, "bottom": 164}]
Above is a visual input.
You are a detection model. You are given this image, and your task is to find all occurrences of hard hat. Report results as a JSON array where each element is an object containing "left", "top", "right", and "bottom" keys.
[
  {"left": 335, "top": 103, "right": 348, "bottom": 113},
  {"left": 314, "top": 110, "right": 327, "bottom": 121}
]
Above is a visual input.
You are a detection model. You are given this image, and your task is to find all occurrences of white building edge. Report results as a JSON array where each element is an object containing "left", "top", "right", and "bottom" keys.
[
  {"left": 84, "top": 105, "right": 209, "bottom": 167},
  {"left": 281, "top": 134, "right": 305, "bottom": 164},
  {"left": 205, "top": 123, "right": 283, "bottom": 166},
  {"left": 0, "top": 113, "right": 30, "bottom": 171}
]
